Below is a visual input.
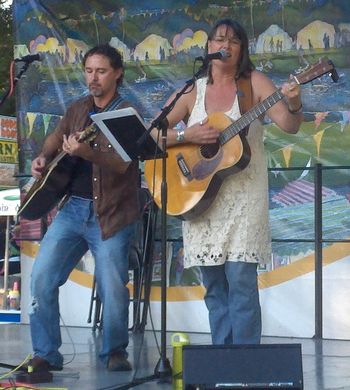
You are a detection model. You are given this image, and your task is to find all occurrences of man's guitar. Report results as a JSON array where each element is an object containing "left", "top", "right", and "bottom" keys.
[
  {"left": 144, "top": 58, "right": 338, "bottom": 220},
  {"left": 18, "top": 124, "right": 98, "bottom": 220}
]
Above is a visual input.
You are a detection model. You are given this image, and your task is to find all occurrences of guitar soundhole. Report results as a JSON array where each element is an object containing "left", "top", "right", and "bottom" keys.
[{"left": 200, "top": 142, "right": 220, "bottom": 159}]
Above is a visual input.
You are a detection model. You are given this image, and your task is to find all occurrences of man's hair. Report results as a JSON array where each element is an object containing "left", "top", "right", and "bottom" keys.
[
  {"left": 205, "top": 18, "right": 255, "bottom": 83},
  {"left": 82, "top": 44, "right": 124, "bottom": 86}
]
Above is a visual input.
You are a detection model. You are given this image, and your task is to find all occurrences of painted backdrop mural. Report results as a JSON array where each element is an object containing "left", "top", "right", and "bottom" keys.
[{"left": 14, "top": 0, "right": 350, "bottom": 338}]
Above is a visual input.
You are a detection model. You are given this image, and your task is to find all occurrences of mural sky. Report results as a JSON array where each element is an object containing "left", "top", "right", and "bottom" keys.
[{"left": 13, "top": 0, "right": 350, "bottom": 276}]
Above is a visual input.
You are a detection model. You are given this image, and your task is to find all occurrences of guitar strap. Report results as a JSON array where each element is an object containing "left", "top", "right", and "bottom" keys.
[
  {"left": 87, "top": 94, "right": 124, "bottom": 133},
  {"left": 236, "top": 74, "right": 253, "bottom": 135},
  {"left": 102, "top": 94, "right": 124, "bottom": 112}
]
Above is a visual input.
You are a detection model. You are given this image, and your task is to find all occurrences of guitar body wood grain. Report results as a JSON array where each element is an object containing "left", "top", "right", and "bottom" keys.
[{"left": 144, "top": 112, "right": 251, "bottom": 220}]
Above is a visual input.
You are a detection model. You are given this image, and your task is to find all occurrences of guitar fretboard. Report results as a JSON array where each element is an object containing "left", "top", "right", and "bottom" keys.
[{"left": 219, "top": 89, "right": 284, "bottom": 145}]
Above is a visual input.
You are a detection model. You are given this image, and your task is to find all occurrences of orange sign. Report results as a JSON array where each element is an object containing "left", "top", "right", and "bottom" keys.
[{"left": 0, "top": 116, "right": 17, "bottom": 140}]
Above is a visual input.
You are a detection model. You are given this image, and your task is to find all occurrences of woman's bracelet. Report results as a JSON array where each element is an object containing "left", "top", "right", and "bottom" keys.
[{"left": 288, "top": 103, "right": 303, "bottom": 114}]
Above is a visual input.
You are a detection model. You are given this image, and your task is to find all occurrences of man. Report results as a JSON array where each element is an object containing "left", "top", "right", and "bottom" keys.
[{"left": 28, "top": 44, "right": 139, "bottom": 371}]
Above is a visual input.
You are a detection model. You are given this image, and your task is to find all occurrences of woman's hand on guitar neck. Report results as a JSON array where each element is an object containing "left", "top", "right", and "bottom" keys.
[{"left": 31, "top": 156, "right": 47, "bottom": 179}]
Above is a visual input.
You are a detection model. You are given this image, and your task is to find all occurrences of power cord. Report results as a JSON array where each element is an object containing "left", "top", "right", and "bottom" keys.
[
  {"left": 59, "top": 313, "right": 77, "bottom": 366},
  {"left": 0, "top": 354, "right": 32, "bottom": 381}
]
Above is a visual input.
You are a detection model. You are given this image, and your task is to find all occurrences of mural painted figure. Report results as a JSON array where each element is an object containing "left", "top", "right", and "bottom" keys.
[
  {"left": 26, "top": 44, "right": 139, "bottom": 372},
  {"left": 151, "top": 18, "right": 303, "bottom": 345}
]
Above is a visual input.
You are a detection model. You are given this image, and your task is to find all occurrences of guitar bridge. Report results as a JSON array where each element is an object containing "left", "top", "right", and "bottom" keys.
[{"left": 176, "top": 153, "right": 193, "bottom": 181}]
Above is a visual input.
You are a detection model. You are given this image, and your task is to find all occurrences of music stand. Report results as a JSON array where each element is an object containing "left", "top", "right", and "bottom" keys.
[
  {"left": 91, "top": 107, "right": 171, "bottom": 388},
  {"left": 92, "top": 56, "right": 208, "bottom": 387}
]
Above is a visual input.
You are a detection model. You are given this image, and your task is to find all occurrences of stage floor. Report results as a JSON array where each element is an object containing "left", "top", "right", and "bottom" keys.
[{"left": 1, "top": 323, "right": 350, "bottom": 389}]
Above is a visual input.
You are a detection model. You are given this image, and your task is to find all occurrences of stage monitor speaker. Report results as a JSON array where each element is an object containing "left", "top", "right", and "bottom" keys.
[{"left": 182, "top": 343, "right": 303, "bottom": 389}]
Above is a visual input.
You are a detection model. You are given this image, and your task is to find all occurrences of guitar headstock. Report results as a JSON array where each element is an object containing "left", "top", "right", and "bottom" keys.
[
  {"left": 293, "top": 57, "right": 339, "bottom": 85},
  {"left": 78, "top": 123, "right": 99, "bottom": 143}
]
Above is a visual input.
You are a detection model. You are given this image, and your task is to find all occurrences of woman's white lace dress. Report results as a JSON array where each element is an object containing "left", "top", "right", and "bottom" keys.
[{"left": 183, "top": 77, "right": 271, "bottom": 268}]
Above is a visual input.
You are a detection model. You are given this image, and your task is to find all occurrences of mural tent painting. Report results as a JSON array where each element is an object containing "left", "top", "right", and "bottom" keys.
[
  {"left": 297, "top": 20, "right": 335, "bottom": 50},
  {"left": 256, "top": 24, "right": 294, "bottom": 54},
  {"left": 13, "top": 0, "right": 350, "bottom": 338}
]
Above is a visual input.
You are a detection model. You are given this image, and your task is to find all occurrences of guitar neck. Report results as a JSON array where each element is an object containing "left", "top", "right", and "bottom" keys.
[
  {"left": 47, "top": 124, "right": 97, "bottom": 168},
  {"left": 219, "top": 89, "right": 284, "bottom": 144},
  {"left": 219, "top": 57, "right": 338, "bottom": 145}
]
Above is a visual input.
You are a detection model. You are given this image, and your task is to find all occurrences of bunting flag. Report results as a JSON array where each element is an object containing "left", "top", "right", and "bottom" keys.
[
  {"left": 314, "top": 112, "right": 328, "bottom": 130},
  {"left": 26, "top": 112, "right": 37, "bottom": 137},
  {"left": 42, "top": 113, "right": 51, "bottom": 135},
  {"left": 298, "top": 157, "right": 312, "bottom": 180},
  {"left": 313, "top": 129, "right": 325, "bottom": 157},
  {"left": 281, "top": 145, "right": 293, "bottom": 167}
]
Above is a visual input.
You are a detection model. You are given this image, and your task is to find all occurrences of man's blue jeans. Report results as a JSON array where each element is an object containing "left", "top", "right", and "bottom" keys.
[
  {"left": 200, "top": 261, "right": 261, "bottom": 345},
  {"left": 29, "top": 196, "right": 136, "bottom": 367}
]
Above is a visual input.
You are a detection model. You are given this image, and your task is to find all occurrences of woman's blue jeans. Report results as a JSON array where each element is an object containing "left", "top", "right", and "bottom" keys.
[
  {"left": 200, "top": 261, "right": 261, "bottom": 345},
  {"left": 29, "top": 196, "right": 136, "bottom": 367}
]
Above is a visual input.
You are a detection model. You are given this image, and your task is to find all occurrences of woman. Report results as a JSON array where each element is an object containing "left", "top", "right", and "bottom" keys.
[{"left": 155, "top": 18, "right": 303, "bottom": 344}]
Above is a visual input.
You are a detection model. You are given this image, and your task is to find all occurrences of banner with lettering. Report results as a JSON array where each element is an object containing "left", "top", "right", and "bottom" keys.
[{"left": 0, "top": 115, "right": 18, "bottom": 188}]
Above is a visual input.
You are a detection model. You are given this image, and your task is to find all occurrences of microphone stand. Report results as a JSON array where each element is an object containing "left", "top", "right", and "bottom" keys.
[
  {"left": 110, "top": 61, "right": 208, "bottom": 390},
  {"left": 0, "top": 61, "right": 31, "bottom": 107}
]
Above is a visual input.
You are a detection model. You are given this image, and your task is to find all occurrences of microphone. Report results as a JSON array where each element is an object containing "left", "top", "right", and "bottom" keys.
[
  {"left": 196, "top": 49, "right": 229, "bottom": 63},
  {"left": 14, "top": 53, "right": 43, "bottom": 63}
]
